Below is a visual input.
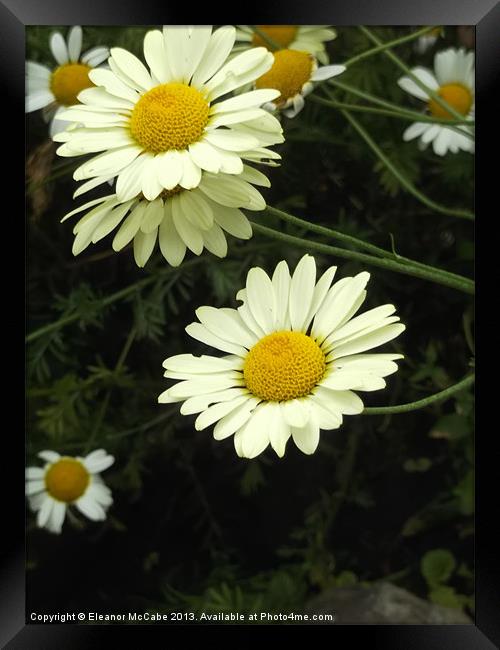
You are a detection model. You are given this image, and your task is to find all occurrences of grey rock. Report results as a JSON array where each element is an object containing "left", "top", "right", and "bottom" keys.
[{"left": 304, "top": 582, "right": 473, "bottom": 625}]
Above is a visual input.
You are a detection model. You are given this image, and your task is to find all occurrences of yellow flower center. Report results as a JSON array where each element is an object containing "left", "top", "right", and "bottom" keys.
[
  {"left": 255, "top": 49, "right": 314, "bottom": 104},
  {"left": 428, "top": 83, "right": 473, "bottom": 119},
  {"left": 44, "top": 458, "right": 89, "bottom": 503},
  {"left": 50, "top": 63, "right": 94, "bottom": 106},
  {"left": 251, "top": 25, "right": 298, "bottom": 49},
  {"left": 130, "top": 83, "right": 210, "bottom": 153},
  {"left": 243, "top": 330, "right": 326, "bottom": 402}
]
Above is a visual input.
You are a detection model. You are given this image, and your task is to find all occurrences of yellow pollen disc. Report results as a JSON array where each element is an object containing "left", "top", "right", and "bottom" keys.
[
  {"left": 255, "top": 49, "right": 313, "bottom": 104},
  {"left": 44, "top": 458, "right": 90, "bottom": 503},
  {"left": 428, "top": 83, "right": 473, "bottom": 118},
  {"left": 243, "top": 330, "right": 326, "bottom": 402},
  {"left": 130, "top": 83, "right": 210, "bottom": 153},
  {"left": 50, "top": 63, "right": 94, "bottom": 106},
  {"left": 251, "top": 25, "right": 298, "bottom": 49}
]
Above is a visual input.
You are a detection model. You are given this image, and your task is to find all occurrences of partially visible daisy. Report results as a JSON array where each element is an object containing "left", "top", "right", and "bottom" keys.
[
  {"left": 398, "top": 47, "right": 474, "bottom": 155},
  {"left": 55, "top": 26, "right": 284, "bottom": 198},
  {"left": 235, "top": 25, "right": 337, "bottom": 64},
  {"left": 25, "top": 26, "right": 109, "bottom": 137},
  {"left": 60, "top": 163, "right": 271, "bottom": 268},
  {"left": 254, "top": 49, "right": 345, "bottom": 118},
  {"left": 414, "top": 27, "right": 444, "bottom": 55},
  {"left": 26, "top": 449, "right": 114, "bottom": 534},
  {"left": 159, "top": 255, "right": 405, "bottom": 459}
]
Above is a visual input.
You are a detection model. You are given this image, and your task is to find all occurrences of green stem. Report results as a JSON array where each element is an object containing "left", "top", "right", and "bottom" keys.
[
  {"left": 362, "top": 374, "right": 474, "bottom": 415},
  {"left": 83, "top": 326, "right": 137, "bottom": 454},
  {"left": 26, "top": 257, "right": 205, "bottom": 344},
  {"left": 248, "top": 25, "right": 280, "bottom": 51},
  {"left": 310, "top": 94, "right": 475, "bottom": 128},
  {"left": 359, "top": 26, "right": 470, "bottom": 123},
  {"left": 328, "top": 78, "right": 473, "bottom": 127},
  {"left": 249, "top": 221, "right": 474, "bottom": 295},
  {"left": 340, "top": 108, "right": 475, "bottom": 220},
  {"left": 265, "top": 205, "right": 469, "bottom": 285},
  {"left": 343, "top": 26, "right": 436, "bottom": 67}
]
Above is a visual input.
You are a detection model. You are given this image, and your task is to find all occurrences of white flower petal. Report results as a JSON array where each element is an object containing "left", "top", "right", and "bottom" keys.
[
  {"left": 109, "top": 47, "right": 153, "bottom": 91},
  {"left": 213, "top": 397, "right": 260, "bottom": 441},
  {"left": 239, "top": 403, "right": 272, "bottom": 458},
  {"left": 196, "top": 306, "right": 257, "bottom": 349},
  {"left": 47, "top": 501, "right": 66, "bottom": 534},
  {"left": 158, "top": 201, "right": 187, "bottom": 266},
  {"left": 185, "top": 322, "right": 248, "bottom": 357},
  {"left": 144, "top": 29, "right": 171, "bottom": 84},
  {"left": 67, "top": 26, "right": 83, "bottom": 62},
  {"left": 171, "top": 194, "right": 204, "bottom": 254},
  {"left": 195, "top": 394, "right": 251, "bottom": 431},
  {"left": 289, "top": 254, "right": 317, "bottom": 331},
  {"left": 291, "top": 415, "right": 320, "bottom": 455},
  {"left": 281, "top": 399, "right": 310, "bottom": 428},
  {"left": 191, "top": 26, "right": 236, "bottom": 87},
  {"left": 76, "top": 494, "right": 106, "bottom": 521},
  {"left": 271, "top": 260, "right": 291, "bottom": 330},
  {"left": 37, "top": 496, "right": 55, "bottom": 529},
  {"left": 268, "top": 403, "right": 291, "bottom": 458},
  {"left": 246, "top": 267, "right": 276, "bottom": 333},
  {"left": 133, "top": 228, "right": 157, "bottom": 267},
  {"left": 50, "top": 31, "right": 69, "bottom": 65},
  {"left": 26, "top": 90, "right": 54, "bottom": 112}
]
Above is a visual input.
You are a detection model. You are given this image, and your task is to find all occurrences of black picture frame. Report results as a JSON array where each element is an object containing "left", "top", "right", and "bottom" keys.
[{"left": 6, "top": 0, "right": 497, "bottom": 646}]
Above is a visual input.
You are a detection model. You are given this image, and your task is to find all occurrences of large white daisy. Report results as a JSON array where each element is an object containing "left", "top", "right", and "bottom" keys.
[
  {"left": 254, "top": 49, "right": 345, "bottom": 118},
  {"left": 61, "top": 164, "right": 271, "bottom": 267},
  {"left": 26, "top": 449, "right": 114, "bottom": 534},
  {"left": 235, "top": 25, "right": 337, "bottom": 64},
  {"left": 55, "top": 26, "right": 284, "bottom": 199},
  {"left": 25, "top": 26, "right": 109, "bottom": 137},
  {"left": 398, "top": 47, "right": 474, "bottom": 155},
  {"left": 159, "top": 255, "right": 405, "bottom": 459}
]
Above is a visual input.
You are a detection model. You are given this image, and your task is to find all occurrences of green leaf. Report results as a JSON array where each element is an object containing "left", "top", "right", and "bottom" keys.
[
  {"left": 429, "top": 585, "right": 464, "bottom": 609},
  {"left": 421, "top": 549, "right": 456, "bottom": 587}
]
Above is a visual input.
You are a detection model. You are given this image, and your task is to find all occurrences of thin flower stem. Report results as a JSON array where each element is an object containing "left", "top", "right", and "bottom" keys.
[
  {"left": 265, "top": 205, "right": 469, "bottom": 285},
  {"left": 26, "top": 257, "right": 206, "bottom": 344},
  {"left": 359, "top": 26, "right": 469, "bottom": 123},
  {"left": 326, "top": 79, "right": 474, "bottom": 129},
  {"left": 310, "top": 94, "right": 475, "bottom": 129},
  {"left": 340, "top": 109, "right": 475, "bottom": 220},
  {"left": 249, "top": 221, "right": 475, "bottom": 295},
  {"left": 343, "top": 26, "right": 436, "bottom": 67},
  {"left": 83, "top": 326, "right": 137, "bottom": 454},
  {"left": 362, "top": 374, "right": 475, "bottom": 415},
  {"left": 248, "top": 25, "right": 280, "bottom": 51}
]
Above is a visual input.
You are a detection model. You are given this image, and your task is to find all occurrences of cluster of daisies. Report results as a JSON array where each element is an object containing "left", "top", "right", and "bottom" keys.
[{"left": 25, "top": 25, "right": 472, "bottom": 534}]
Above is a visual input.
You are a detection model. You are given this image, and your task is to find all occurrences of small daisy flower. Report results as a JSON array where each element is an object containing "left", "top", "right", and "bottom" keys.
[
  {"left": 414, "top": 27, "right": 444, "bottom": 55},
  {"left": 25, "top": 26, "right": 109, "bottom": 137},
  {"left": 398, "top": 47, "right": 474, "bottom": 155},
  {"left": 235, "top": 25, "right": 337, "bottom": 64},
  {"left": 61, "top": 162, "right": 272, "bottom": 267},
  {"left": 55, "top": 26, "right": 284, "bottom": 198},
  {"left": 159, "top": 255, "right": 405, "bottom": 459},
  {"left": 254, "top": 49, "right": 345, "bottom": 118},
  {"left": 26, "top": 449, "right": 114, "bottom": 534}
]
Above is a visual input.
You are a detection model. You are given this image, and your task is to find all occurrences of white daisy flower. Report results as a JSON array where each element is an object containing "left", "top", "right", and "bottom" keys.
[
  {"left": 159, "top": 255, "right": 405, "bottom": 459},
  {"left": 254, "top": 49, "right": 345, "bottom": 118},
  {"left": 414, "top": 27, "right": 443, "bottom": 55},
  {"left": 235, "top": 25, "right": 337, "bottom": 64},
  {"left": 61, "top": 163, "right": 272, "bottom": 267},
  {"left": 26, "top": 449, "right": 114, "bottom": 534},
  {"left": 25, "top": 25, "right": 109, "bottom": 137},
  {"left": 55, "top": 26, "right": 284, "bottom": 199},
  {"left": 398, "top": 47, "right": 474, "bottom": 155}
]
